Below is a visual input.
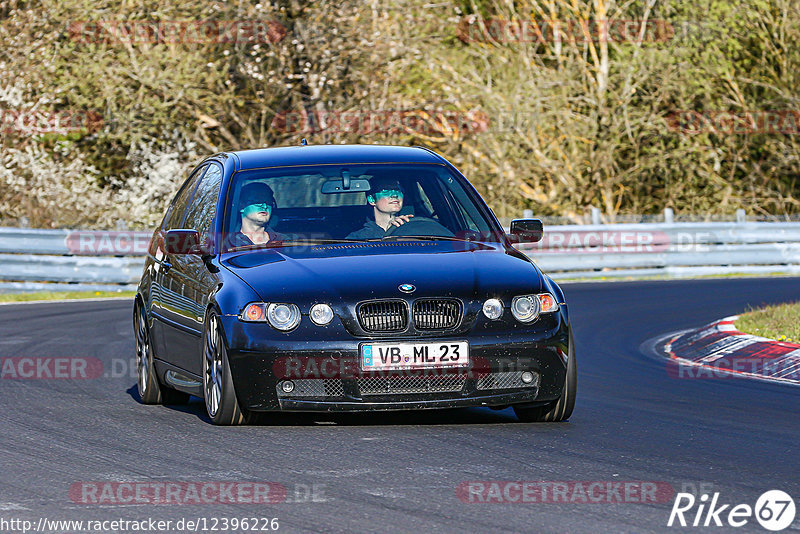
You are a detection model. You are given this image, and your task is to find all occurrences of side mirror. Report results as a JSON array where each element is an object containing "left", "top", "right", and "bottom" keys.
[
  {"left": 509, "top": 219, "right": 544, "bottom": 243},
  {"left": 164, "top": 229, "right": 203, "bottom": 255}
]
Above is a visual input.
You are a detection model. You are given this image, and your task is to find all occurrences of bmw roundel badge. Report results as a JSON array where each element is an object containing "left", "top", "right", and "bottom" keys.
[{"left": 399, "top": 283, "right": 416, "bottom": 293}]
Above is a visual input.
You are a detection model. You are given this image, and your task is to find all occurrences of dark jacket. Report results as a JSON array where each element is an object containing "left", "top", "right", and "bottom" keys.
[
  {"left": 346, "top": 218, "right": 387, "bottom": 240},
  {"left": 223, "top": 228, "right": 284, "bottom": 251}
]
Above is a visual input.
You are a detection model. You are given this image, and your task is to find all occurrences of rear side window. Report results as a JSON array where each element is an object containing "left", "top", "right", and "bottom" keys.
[{"left": 164, "top": 164, "right": 208, "bottom": 230}]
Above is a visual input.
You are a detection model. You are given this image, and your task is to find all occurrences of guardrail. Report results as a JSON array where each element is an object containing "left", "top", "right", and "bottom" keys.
[
  {"left": 517, "top": 221, "right": 800, "bottom": 279},
  {"left": 0, "top": 228, "right": 148, "bottom": 292},
  {"left": 0, "top": 221, "right": 799, "bottom": 291}
]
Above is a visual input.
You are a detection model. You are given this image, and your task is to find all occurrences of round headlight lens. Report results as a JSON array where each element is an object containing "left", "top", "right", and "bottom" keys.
[
  {"left": 267, "top": 303, "right": 301, "bottom": 331},
  {"left": 309, "top": 303, "right": 334, "bottom": 326},
  {"left": 512, "top": 295, "right": 541, "bottom": 323},
  {"left": 482, "top": 298, "right": 503, "bottom": 320}
]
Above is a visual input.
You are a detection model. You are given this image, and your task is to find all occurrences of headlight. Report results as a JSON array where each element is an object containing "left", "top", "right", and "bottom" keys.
[
  {"left": 241, "top": 303, "right": 266, "bottom": 322},
  {"left": 241, "top": 302, "right": 302, "bottom": 331},
  {"left": 510, "top": 293, "right": 559, "bottom": 323},
  {"left": 537, "top": 293, "right": 559, "bottom": 313},
  {"left": 267, "top": 303, "right": 301, "bottom": 331},
  {"left": 511, "top": 295, "right": 540, "bottom": 322},
  {"left": 309, "top": 303, "right": 334, "bottom": 326},
  {"left": 482, "top": 298, "right": 503, "bottom": 320}
]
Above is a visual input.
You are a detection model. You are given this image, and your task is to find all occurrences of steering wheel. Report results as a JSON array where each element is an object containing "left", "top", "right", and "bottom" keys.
[{"left": 384, "top": 217, "right": 455, "bottom": 238}]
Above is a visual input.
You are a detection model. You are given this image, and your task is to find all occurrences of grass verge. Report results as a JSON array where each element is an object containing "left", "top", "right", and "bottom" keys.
[
  {"left": 0, "top": 290, "right": 135, "bottom": 303},
  {"left": 736, "top": 301, "right": 800, "bottom": 343}
]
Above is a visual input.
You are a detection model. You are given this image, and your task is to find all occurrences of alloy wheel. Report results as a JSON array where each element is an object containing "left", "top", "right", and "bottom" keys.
[{"left": 204, "top": 315, "right": 224, "bottom": 417}]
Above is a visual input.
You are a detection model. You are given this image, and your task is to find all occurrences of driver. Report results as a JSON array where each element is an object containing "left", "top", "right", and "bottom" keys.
[
  {"left": 346, "top": 177, "right": 413, "bottom": 239},
  {"left": 224, "top": 182, "right": 284, "bottom": 250}
]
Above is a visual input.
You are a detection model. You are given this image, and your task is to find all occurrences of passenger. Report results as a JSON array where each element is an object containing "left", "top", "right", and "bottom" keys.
[
  {"left": 346, "top": 178, "right": 413, "bottom": 239},
  {"left": 225, "top": 182, "right": 284, "bottom": 250}
]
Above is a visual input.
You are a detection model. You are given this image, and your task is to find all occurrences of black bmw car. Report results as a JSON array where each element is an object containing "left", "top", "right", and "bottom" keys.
[{"left": 134, "top": 144, "right": 576, "bottom": 424}]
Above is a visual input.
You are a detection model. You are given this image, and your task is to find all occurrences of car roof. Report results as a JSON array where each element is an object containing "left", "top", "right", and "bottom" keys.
[{"left": 229, "top": 144, "right": 444, "bottom": 171}]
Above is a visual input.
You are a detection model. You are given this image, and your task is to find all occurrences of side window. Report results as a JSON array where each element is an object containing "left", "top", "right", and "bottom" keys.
[
  {"left": 184, "top": 164, "right": 223, "bottom": 242},
  {"left": 164, "top": 164, "right": 208, "bottom": 230}
]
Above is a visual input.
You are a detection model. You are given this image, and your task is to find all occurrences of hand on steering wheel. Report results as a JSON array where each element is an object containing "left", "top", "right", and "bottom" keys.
[{"left": 389, "top": 214, "right": 414, "bottom": 228}]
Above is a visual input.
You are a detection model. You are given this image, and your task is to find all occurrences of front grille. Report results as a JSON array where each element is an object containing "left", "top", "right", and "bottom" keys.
[
  {"left": 413, "top": 298, "right": 462, "bottom": 330},
  {"left": 276, "top": 379, "right": 345, "bottom": 397},
  {"left": 357, "top": 375, "right": 467, "bottom": 395},
  {"left": 357, "top": 300, "right": 408, "bottom": 332},
  {"left": 476, "top": 371, "right": 539, "bottom": 390}
]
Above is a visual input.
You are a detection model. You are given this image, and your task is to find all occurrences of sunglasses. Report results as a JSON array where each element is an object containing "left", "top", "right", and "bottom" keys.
[
  {"left": 374, "top": 189, "right": 403, "bottom": 200},
  {"left": 241, "top": 203, "right": 272, "bottom": 215}
]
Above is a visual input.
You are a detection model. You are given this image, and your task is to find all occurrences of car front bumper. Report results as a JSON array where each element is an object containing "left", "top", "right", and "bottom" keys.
[{"left": 222, "top": 314, "right": 570, "bottom": 413}]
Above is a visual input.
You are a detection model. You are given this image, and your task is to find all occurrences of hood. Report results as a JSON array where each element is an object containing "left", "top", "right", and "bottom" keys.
[{"left": 221, "top": 241, "right": 544, "bottom": 304}]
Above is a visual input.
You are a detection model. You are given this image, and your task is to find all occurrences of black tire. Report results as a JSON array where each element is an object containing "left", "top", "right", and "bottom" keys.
[
  {"left": 202, "top": 312, "right": 253, "bottom": 425},
  {"left": 134, "top": 300, "right": 190, "bottom": 405},
  {"left": 513, "top": 328, "right": 577, "bottom": 422}
]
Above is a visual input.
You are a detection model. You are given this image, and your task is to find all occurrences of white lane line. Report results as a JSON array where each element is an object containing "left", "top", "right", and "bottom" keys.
[{"left": 0, "top": 297, "right": 132, "bottom": 306}]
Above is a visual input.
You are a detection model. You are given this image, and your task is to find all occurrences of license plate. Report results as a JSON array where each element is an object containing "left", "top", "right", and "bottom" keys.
[{"left": 360, "top": 341, "right": 469, "bottom": 371}]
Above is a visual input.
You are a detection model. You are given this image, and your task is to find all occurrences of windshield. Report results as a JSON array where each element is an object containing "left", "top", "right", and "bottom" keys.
[{"left": 222, "top": 163, "right": 502, "bottom": 252}]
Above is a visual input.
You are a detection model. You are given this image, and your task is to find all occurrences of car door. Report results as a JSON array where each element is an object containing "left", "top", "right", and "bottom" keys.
[
  {"left": 151, "top": 164, "right": 208, "bottom": 365},
  {"left": 160, "top": 163, "right": 223, "bottom": 375}
]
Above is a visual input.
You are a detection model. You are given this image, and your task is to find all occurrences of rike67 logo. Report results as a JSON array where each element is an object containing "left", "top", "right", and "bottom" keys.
[{"left": 668, "top": 490, "right": 796, "bottom": 531}]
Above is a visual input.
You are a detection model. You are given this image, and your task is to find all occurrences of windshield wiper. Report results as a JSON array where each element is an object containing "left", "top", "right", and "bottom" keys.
[
  {"left": 227, "top": 238, "right": 370, "bottom": 252},
  {"left": 283, "top": 238, "right": 366, "bottom": 245},
  {"left": 226, "top": 242, "right": 288, "bottom": 252},
  {"left": 369, "top": 235, "right": 493, "bottom": 243},
  {"left": 226, "top": 236, "right": 498, "bottom": 252}
]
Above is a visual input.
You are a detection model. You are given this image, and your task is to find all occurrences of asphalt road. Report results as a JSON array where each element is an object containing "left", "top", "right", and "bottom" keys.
[{"left": 1, "top": 278, "right": 799, "bottom": 534}]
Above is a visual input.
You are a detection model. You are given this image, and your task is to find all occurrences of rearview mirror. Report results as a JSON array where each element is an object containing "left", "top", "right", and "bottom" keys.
[
  {"left": 321, "top": 178, "right": 371, "bottom": 194},
  {"left": 509, "top": 219, "right": 544, "bottom": 243},
  {"left": 164, "top": 229, "right": 203, "bottom": 255}
]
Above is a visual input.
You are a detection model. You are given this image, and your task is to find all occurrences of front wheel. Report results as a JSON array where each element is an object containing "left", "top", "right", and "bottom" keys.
[
  {"left": 202, "top": 312, "right": 253, "bottom": 425},
  {"left": 513, "top": 328, "right": 577, "bottom": 422}
]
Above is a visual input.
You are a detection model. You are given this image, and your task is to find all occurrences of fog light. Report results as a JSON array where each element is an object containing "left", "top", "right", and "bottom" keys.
[
  {"left": 310, "top": 303, "right": 334, "bottom": 326},
  {"left": 482, "top": 298, "right": 503, "bottom": 320},
  {"left": 281, "top": 380, "right": 294, "bottom": 393},
  {"left": 521, "top": 371, "right": 535, "bottom": 384}
]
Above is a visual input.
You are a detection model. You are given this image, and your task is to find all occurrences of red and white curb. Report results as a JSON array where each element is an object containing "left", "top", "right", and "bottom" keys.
[{"left": 664, "top": 316, "right": 800, "bottom": 384}]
